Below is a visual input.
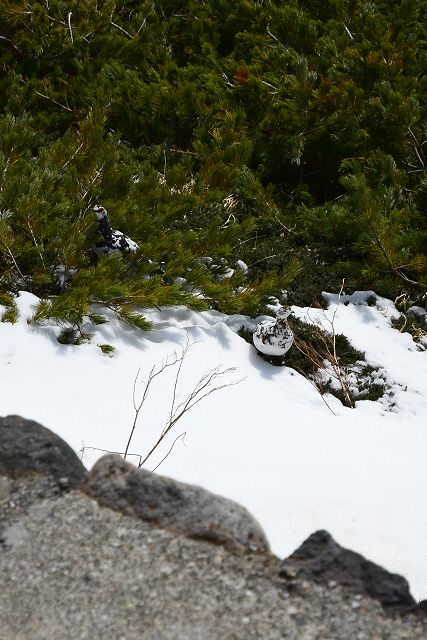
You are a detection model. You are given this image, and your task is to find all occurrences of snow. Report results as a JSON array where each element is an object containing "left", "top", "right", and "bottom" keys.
[
  {"left": 1, "top": 291, "right": 427, "bottom": 601},
  {"left": 236, "top": 259, "right": 248, "bottom": 273}
]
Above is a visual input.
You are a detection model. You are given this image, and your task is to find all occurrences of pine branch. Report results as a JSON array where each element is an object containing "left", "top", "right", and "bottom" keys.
[{"left": 368, "top": 219, "right": 426, "bottom": 290}]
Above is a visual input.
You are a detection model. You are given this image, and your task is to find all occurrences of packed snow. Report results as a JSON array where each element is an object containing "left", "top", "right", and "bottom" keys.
[{"left": 1, "top": 291, "right": 426, "bottom": 600}]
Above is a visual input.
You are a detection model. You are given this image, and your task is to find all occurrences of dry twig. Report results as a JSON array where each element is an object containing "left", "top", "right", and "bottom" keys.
[
  {"left": 81, "top": 337, "right": 243, "bottom": 471},
  {"left": 296, "top": 281, "right": 355, "bottom": 408}
]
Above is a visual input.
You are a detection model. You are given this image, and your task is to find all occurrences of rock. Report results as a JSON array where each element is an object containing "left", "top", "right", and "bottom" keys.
[
  {"left": 280, "top": 530, "right": 416, "bottom": 612},
  {"left": 81, "top": 454, "right": 269, "bottom": 553},
  {"left": 1, "top": 491, "right": 426, "bottom": 640},
  {"left": 0, "top": 415, "right": 86, "bottom": 488},
  {"left": 0, "top": 421, "right": 426, "bottom": 639},
  {"left": 413, "top": 600, "right": 427, "bottom": 617},
  {"left": 407, "top": 306, "right": 427, "bottom": 328}
]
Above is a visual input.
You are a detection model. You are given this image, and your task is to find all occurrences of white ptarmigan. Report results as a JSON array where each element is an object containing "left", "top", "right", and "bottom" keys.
[
  {"left": 252, "top": 306, "right": 294, "bottom": 357},
  {"left": 92, "top": 205, "right": 139, "bottom": 257}
]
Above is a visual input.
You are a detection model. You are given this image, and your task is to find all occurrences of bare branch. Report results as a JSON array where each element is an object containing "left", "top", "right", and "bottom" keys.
[
  {"left": 327, "top": 280, "right": 354, "bottom": 408},
  {"left": 79, "top": 445, "right": 145, "bottom": 465},
  {"left": 151, "top": 432, "right": 187, "bottom": 472},
  {"left": 167, "top": 366, "right": 241, "bottom": 433},
  {"left": 4, "top": 246, "right": 27, "bottom": 284},
  {"left": 343, "top": 24, "right": 354, "bottom": 40},
  {"left": 135, "top": 4, "right": 155, "bottom": 36},
  {"left": 133, "top": 346, "right": 242, "bottom": 469},
  {"left": 84, "top": 341, "right": 242, "bottom": 472},
  {"left": 261, "top": 79, "right": 278, "bottom": 94},
  {"left": 67, "top": 11, "right": 74, "bottom": 43},
  {"left": 290, "top": 347, "right": 336, "bottom": 415},
  {"left": 132, "top": 367, "right": 141, "bottom": 412},
  {"left": 407, "top": 127, "right": 425, "bottom": 172},
  {"left": 165, "top": 335, "right": 189, "bottom": 435},
  {"left": 111, "top": 21, "right": 132, "bottom": 39},
  {"left": 222, "top": 72, "right": 235, "bottom": 88},
  {"left": 35, "top": 91, "right": 73, "bottom": 112},
  {"left": 78, "top": 164, "right": 106, "bottom": 200},
  {"left": 1, "top": 153, "right": 12, "bottom": 192},
  {"left": 248, "top": 254, "right": 277, "bottom": 267},
  {"left": 124, "top": 363, "right": 156, "bottom": 459},
  {"left": 298, "top": 285, "right": 355, "bottom": 408},
  {"left": 266, "top": 27, "right": 284, "bottom": 47},
  {"left": 220, "top": 212, "right": 237, "bottom": 229},
  {"left": 124, "top": 341, "right": 198, "bottom": 460},
  {"left": 26, "top": 219, "right": 46, "bottom": 269},
  {"left": 61, "top": 141, "right": 84, "bottom": 171}
]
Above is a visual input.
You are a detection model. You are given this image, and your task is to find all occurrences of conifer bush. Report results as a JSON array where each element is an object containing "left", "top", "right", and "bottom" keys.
[{"left": 1, "top": 0, "right": 426, "bottom": 341}]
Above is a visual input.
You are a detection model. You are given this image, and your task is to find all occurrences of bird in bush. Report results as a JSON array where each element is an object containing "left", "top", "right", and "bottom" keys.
[
  {"left": 253, "top": 306, "right": 294, "bottom": 357},
  {"left": 91, "top": 205, "right": 139, "bottom": 257}
]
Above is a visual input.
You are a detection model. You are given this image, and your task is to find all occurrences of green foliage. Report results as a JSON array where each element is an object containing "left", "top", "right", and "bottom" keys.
[
  {"left": 98, "top": 343, "right": 116, "bottom": 355},
  {"left": 116, "top": 306, "right": 153, "bottom": 332},
  {"left": 0, "top": 291, "right": 18, "bottom": 323},
  {"left": 390, "top": 295, "right": 427, "bottom": 348},
  {"left": 88, "top": 314, "right": 107, "bottom": 325},
  {"left": 57, "top": 328, "right": 87, "bottom": 345},
  {"left": 391, "top": 313, "right": 427, "bottom": 348},
  {"left": 1, "top": 0, "right": 427, "bottom": 337},
  {"left": 32, "top": 289, "right": 89, "bottom": 327}
]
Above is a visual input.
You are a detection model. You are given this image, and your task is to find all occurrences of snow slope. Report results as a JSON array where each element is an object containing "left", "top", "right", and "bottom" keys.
[{"left": 1, "top": 291, "right": 426, "bottom": 600}]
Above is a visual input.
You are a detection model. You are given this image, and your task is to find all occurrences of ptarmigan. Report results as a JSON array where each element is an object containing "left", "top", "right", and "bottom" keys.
[
  {"left": 92, "top": 205, "right": 139, "bottom": 257},
  {"left": 252, "top": 306, "right": 294, "bottom": 357}
]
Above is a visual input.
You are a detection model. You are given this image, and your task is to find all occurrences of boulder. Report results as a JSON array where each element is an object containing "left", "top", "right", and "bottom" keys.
[
  {"left": 280, "top": 530, "right": 416, "bottom": 612},
  {"left": 0, "top": 419, "right": 426, "bottom": 638},
  {"left": 0, "top": 415, "right": 86, "bottom": 488},
  {"left": 81, "top": 454, "right": 269, "bottom": 553}
]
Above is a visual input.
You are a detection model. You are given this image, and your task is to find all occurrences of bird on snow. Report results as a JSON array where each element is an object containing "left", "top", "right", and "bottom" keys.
[
  {"left": 253, "top": 306, "right": 294, "bottom": 357},
  {"left": 91, "top": 205, "right": 139, "bottom": 257}
]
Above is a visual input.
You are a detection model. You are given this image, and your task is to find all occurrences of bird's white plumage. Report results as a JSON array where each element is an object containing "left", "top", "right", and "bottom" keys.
[
  {"left": 92, "top": 205, "right": 139, "bottom": 257},
  {"left": 253, "top": 307, "right": 294, "bottom": 357},
  {"left": 92, "top": 231, "right": 139, "bottom": 257}
]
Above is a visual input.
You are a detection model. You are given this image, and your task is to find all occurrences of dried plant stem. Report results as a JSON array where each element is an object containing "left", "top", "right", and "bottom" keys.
[
  {"left": 301, "top": 280, "right": 354, "bottom": 408},
  {"left": 119, "top": 337, "right": 243, "bottom": 469},
  {"left": 35, "top": 91, "right": 72, "bottom": 112},
  {"left": 67, "top": 11, "right": 74, "bottom": 43}
]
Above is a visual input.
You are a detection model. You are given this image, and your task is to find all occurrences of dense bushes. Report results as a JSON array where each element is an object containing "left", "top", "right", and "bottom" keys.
[{"left": 1, "top": 0, "right": 426, "bottom": 330}]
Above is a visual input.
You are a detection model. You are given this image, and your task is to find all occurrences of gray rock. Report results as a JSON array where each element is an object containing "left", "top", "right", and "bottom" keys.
[
  {"left": 0, "top": 474, "right": 63, "bottom": 541},
  {"left": 417, "top": 600, "right": 427, "bottom": 614},
  {"left": 81, "top": 454, "right": 269, "bottom": 553},
  {"left": 0, "top": 415, "right": 86, "bottom": 488},
  {"left": 0, "top": 488, "right": 426, "bottom": 640},
  {"left": 1, "top": 418, "right": 425, "bottom": 638},
  {"left": 280, "top": 530, "right": 416, "bottom": 612}
]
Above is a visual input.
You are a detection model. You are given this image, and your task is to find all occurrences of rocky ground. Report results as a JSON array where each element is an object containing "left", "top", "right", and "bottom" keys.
[{"left": 0, "top": 415, "right": 426, "bottom": 640}]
